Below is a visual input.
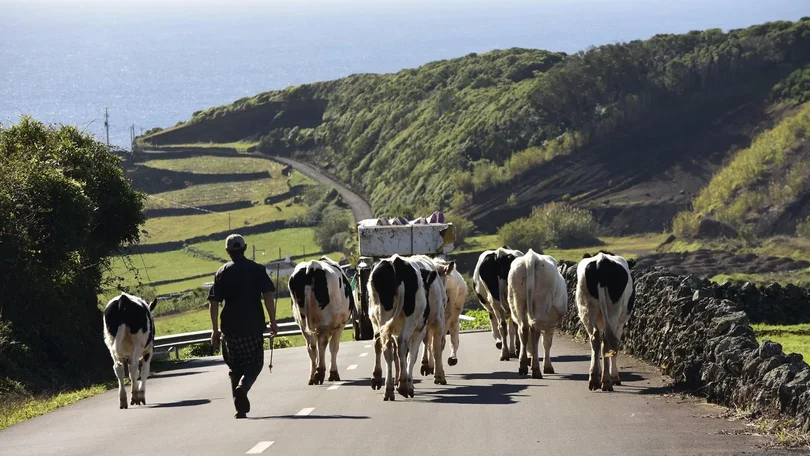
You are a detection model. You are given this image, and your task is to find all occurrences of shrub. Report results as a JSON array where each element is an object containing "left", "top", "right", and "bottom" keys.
[
  {"left": 672, "top": 211, "right": 700, "bottom": 238},
  {"left": 314, "top": 206, "right": 352, "bottom": 253},
  {"left": 797, "top": 217, "right": 810, "bottom": 238},
  {"left": 460, "top": 309, "right": 491, "bottom": 330},
  {"left": 497, "top": 202, "right": 601, "bottom": 251},
  {"left": 445, "top": 212, "right": 476, "bottom": 247}
]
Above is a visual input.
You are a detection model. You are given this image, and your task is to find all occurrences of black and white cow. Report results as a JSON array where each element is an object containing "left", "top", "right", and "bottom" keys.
[
  {"left": 288, "top": 257, "right": 353, "bottom": 385},
  {"left": 473, "top": 246, "right": 524, "bottom": 361},
  {"left": 409, "top": 255, "right": 448, "bottom": 385},
  {"left": 102, "top": 292, "right": 157, "bottom": 409},
  {"left": 367, "top": 254, "right": 428, "bottom": 401},
  {"left": 507, "top": 249, "right": 568, "bottom": 378},
  {"left": 575, "top": 251, "right": 635, "bottom": 392}
]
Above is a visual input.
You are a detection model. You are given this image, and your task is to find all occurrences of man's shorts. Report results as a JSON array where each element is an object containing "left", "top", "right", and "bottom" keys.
[{"left": 222, "top": 334, "right": 264, "bottom": 370}]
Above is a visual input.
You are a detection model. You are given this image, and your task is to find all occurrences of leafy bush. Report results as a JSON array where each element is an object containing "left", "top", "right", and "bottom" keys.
[
  {"left": 445, "top": 212, "right": 476, "bottom": 247},
  {"left": 460, "top": 309, "right": 491, "bottom": 330},
  {"left": 672, "top": 211, "right": 701, "bottom": 238},
  {"left": 185, "top": 342, "right": 220, "bottom": 358},
  {"left": 798, "top": 217, "right": 810, "bottom": 238},
  {"left": 0, "top": 117, "right": 146, "bottom": 395},
  {"left": 497, "top": 202, "right": 601, "bottom": 251},
  {"left": 314, "top": 206, "right": 352, "bottom": 253}
]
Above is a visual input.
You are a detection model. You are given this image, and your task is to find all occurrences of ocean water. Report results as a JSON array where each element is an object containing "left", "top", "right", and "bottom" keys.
[{"left": 1, "top": 0, "right": 807, "bottom": 148}]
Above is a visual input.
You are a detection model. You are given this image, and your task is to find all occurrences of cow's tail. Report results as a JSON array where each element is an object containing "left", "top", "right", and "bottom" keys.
[
  {"left": 379, "top": 281, "right": 406, "bottom": 347},
  {"left": 525, "top": 255, "right": 537, "bottom": 329},
  {"left": 597, "top": 285, "right": 620, "bottom": 357},
  {"left": 304, "top": 263, "right": 320, "bottom": 333}
]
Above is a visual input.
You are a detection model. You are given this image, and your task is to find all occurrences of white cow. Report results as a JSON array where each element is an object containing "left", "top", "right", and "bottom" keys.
[
  {"left": 507, "top": 249, "right": 568, "bottom": 379},
  {"left": 288, "top": 257, "right": 353, "bottom": 385},
  {"left": 407, "top": 255, "right": 448, "bottom": 385},
  {"left": 102, "top": 292, "right": 157, "bottom": 409},
  {"left": 575, "top": 251, "right": 635, "bottom": 392},
  {"left": 367, "top": 254, "right": 429, "bottom": 401},
  {"left": 473, "top": 247, "right": 524, "bottom": 360}
]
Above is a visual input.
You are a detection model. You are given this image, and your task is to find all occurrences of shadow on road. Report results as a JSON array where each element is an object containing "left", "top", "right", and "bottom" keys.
[
  {"left": 422, "top": 383, "right": 536, "bottom": 405},
  {"left": 248, "top": 414, "right": 369, "bottom": 420},
  {"left": 555, "top": 371, "right": 646, "bottom": 383},
  {"left": 152, "top": 370, "right": 208, "bottom": 379},
  {"left": 456, "top": 370, "right": 526, "bottom": 381},
  {"left": 149, "top": 399, "right": 211, "bottom": 408},
  {"left": 552, "top": 354, "right": 591, "bottom": 363}
]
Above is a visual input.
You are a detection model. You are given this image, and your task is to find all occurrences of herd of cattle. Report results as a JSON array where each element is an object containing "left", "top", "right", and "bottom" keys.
[{"left": 101, "top": 247, "right": 636, "bottom": 408}]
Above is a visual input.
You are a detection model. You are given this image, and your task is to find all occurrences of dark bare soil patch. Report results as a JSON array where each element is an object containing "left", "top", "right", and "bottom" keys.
[{"left": 635, "top": 249, "right": 810, "bottom": 278}]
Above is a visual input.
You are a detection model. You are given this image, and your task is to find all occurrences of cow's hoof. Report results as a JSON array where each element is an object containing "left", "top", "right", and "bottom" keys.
[
  {"left": 495, "top": 341, "right": 502, "bottom": 350},
  {"left": 433, "top": 376, "right": 447, "bottom": 385},
  {"left": 588, "top": 375, "right": 600, "bottom": 391},
  {"left": 397, "top": 385, "right": 410, "bottom": 398},
  {"left": 328, "top": 371, "right": 340, "bottom": 382},
  {"left": 500, "top": 354, "right": 510, "bottom": 361},
  {"left": 308, "top": 378, "right": 315, "bottom": 385},
  {"left": 544, "top": 365, "right": 555, "bottom": 375},
  {"left": 384, "top": 389, "right": 395, "bottom": 401},
  {"left": 315, "top": 367, "right": 326, "bottom": 385},
  {"left": 371, "top": 375, "right": 383, "bottom": 390},
  {"left": 420, "top": 365, "right": 434, "bottom": 376},
  {"left": 601, "top": 380, "right": 614, "bottom": 392},
  {"left": 518, "top": 365, "right": 528, "bottom": 376},
  {"left": 531, "top": 367, "right": 543, "bottom": 379},
  {"left": 119, "top": 402, "right": 127, "bottom": 409},
  {"left": 448, "top": 357, "right": 458, "bottom": 366},
  {"left": 611, "top": 377, "right": 622, "bottom": 386}
]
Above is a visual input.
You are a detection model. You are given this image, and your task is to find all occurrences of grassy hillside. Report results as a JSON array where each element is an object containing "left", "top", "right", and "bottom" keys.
[
  {"left": 673, "top": 101, "right": 810, "bottom": 238},
  {"left": 140, "top": 19, "right": 810, "bottom": 230},
  {"left": 102, "top": 148, "right": 349, "bottom": 312}
]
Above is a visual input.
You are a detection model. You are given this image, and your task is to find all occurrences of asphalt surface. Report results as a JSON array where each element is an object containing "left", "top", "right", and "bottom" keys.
[
  {"left": 271, "top": 156, "right": 374, "bottom": 222},
  {"left": 2, "top": 332, "right": 799, "bottom": 456}
]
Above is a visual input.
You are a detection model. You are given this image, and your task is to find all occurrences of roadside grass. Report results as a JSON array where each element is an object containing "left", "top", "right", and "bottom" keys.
[
  {"left": 143, "top": 177, "right": 289, "bottom": 210},
  {"left": 142, "top": 155, "right": 283, "bottom": 175},
  {"left": 711, "top": 267, "right": 810, "bottom": 288},
  {"left": 0, "top": 384, "right": 113, "bottom": 431},
  {"left": 141, "top": 202, "right": 307, "bottom": 245},
  {"left": 751, "top": 323, "right": 810, "bottom": 362},
  {"left": 463, "top": 232, "right": 668, "bottom": 261},
  {"left": 191, "top": 227, "right": 321, "bottom": 261}
]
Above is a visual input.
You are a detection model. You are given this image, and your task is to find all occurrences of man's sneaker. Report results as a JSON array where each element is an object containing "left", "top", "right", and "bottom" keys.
[
  {"left": 234, "top": 385, "right": 250, "bottom": 415},
  {"left": 234, "top": 412, "right": 247, "bottom": 419}
]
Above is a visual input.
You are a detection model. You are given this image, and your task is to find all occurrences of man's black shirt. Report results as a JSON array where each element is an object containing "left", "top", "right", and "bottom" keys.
[{"left": 208, "top": 255, "right": 275, "bottom": 337}]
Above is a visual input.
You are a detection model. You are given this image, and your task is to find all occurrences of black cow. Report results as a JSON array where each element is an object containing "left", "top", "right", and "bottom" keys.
[{"left": 472, "top": 247, "right": 524, "bottom": 360}]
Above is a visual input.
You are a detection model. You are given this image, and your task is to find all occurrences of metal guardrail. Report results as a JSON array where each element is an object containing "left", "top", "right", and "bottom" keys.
[{"left": 153, "top": 315, "right": 475, "bottom": 359}]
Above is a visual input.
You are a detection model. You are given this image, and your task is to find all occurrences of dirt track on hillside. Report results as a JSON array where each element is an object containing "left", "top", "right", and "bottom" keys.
[
  {"left": 270, "top": 155, "right": 373, "bottom": 222},
  {"left": 634, "top": 249, "right": 810, "bottom": 279}
]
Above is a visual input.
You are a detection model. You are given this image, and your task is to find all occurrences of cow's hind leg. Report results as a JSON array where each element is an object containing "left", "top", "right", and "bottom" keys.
[
  {"left": 529, "top": 326, "right": 542, "bottom": 379},
  {"left": 431, "top": 323, "right": 446, "bottom": 385},
  {"left": 371, "top": 333, "right": 384, "bottom": 390},
  {"left": 447, "top": 316, "right": 460, "bottom": 366},
  {"left": 328, "top": 326, "right": 342, "bottom": 382},
  {"left": 136, "top": 351, "right": 153, "bottom": 405},
  {"left": 304, "top": 332, "right": 318, "bottom": 385},
  {"left": 541, "top": 328, "right": 555, "bottom": 374},
  {"left": 113, "top": 361, "right": 127, "bottom": 409},
  {"left": 610, "top": 323, "right": 625, "bottom": 386},
  {"left": 517, "top": 322, "right": 529, "bottom": 376},
  {"left": 510, "top": 316, "right": 520, "bottom": 359},
  {"left": 383, "top": 341, "right": 395, "bottom": 401},
  {"left": 404, "top": 330, "right": 423, "bottom": 397},
  {"left": 128, "top": 345, "right": 143, "bottom": 406},
  {"left": 588, "top": 330, "right": 602, "bottom": 391},
  {"left": 601, "top": 346, "right": 613, "bottom": 392},
  {"left": 420, "top": 332, "right": 433, "bottom": 376},
  {"left": 492, "top": 304, "right": 511, "bottom": 361},
  {"left": 315, "top": 331, "right": 328, "bottom": 385}
]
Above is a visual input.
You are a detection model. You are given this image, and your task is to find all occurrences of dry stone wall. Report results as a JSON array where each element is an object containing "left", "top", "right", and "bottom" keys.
[{"left": 556, "top": 261, "right": 810, "bottom": 432}]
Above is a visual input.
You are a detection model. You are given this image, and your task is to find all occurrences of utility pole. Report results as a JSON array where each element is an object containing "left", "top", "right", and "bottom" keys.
[
  {"left": 104, "top": 108, "right": 110, "bottom": 149},
  {"left": 252, "top": 245, "right": 265, "bottom": 261}
]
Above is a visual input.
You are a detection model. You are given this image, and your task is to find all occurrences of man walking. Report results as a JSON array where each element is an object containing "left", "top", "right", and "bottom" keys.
[{"left": 208, "top": 234, "right": 279, "bottom": 419}]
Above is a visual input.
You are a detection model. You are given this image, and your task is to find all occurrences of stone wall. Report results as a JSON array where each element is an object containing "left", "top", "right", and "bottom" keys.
[{"left": 556, "top": 261, "right": 810, "bottom": 432}]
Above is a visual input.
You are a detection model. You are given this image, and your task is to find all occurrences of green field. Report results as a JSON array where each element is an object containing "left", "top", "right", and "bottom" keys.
[
  {"left": 144, "top": 177, "right": 291, "bottom": 210},
  {"left": 143, "top": 141, "right": 259, "bottom": 152},
  {"left": 191, "top": 227, "right": 322, "bottom": 261},
  {"left": 752, "top": 323, "right": 810, "bottom": 361},
  {"left": 461, "top": 232, "right": 668, "bottom": 261},
  {"left": 141, "top": 202, "right": 306, "bottom": 245},
  {"left": 143, "top": 155, "right": 284, "bottom": 175},
  {"left": 154, "top": 297, "right": 294, "bottom": 336}
]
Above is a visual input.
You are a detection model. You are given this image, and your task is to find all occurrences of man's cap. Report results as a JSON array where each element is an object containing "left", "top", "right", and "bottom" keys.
[{"left": 225, "top": 234, "right": 246, "bottom": 251}]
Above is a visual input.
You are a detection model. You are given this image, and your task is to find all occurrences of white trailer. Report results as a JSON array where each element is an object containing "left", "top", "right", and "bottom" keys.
[{"left": 349, "top": 220, "right": 456, "bottom": 340}]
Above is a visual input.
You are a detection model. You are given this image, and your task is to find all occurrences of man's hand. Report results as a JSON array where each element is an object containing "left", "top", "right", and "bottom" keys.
[
  {"left": 269, "top": 320, "right": 279, "bottom": 337},
  {"left": 210, "top": 330, "right": 221, "bottom": 350}
]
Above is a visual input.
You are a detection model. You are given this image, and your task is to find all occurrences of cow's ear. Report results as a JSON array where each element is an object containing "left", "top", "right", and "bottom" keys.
[
  {"left": 627, "top": 258, "right": 637, "bottom": 270},
  {"left": 149, "top": 298, "right": 158, "bottom": 311},
  {"left": 582, "top": 253, "right": 592, "bottom": 259},
  {"left": 446, "top": 261, "right": 455, "bottom": 274}
]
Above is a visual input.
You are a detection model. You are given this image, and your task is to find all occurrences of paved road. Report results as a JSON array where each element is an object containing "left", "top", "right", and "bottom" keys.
[
  {"left": 271, "top": 156, "right": 374, "bottom": 222},
  {"left": 0, "top": 332, "right": 792, "bottom": 456}
]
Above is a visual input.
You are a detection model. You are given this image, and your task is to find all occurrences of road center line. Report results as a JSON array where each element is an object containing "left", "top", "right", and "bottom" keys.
[
  {"left": 296, "top": 407, "right": 315, "bottom": 416},
  {"left": 359, "top": 352, "right": 369, "bottom": 357},
  {"left": 347, "top": 364, "right": 358, "bottom": 370},
  {"left": 364, "top": 344, "right": 372, "bottom": 348},
  {"left": 246, "top": 441, "right": 274, "bottom": 454},
  {"left": 327, "top": 382, "right": 345, "bottom": 390}
]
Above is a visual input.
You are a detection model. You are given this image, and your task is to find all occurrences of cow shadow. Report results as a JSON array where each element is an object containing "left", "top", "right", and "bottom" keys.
[
  {"left": 456, "top": 371, "right": 526, "bottom": 381},
  {"left": 555, "top": 371, "right": 646, "bottom": 383},
  {"left": 151, "top": 370, "right": 208, "bottom": 379},
  {"left": 149, "top": 398, "right": 211, "bottom": 408},
  {"left": 552, "top": 354, "right": 590, "bottom": 363},
  {"left": 421, "top": 383, "right": 536, "bottom": 405},
  {"left": 248, "top": 414, "right": 369, "bottom": 420}
]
